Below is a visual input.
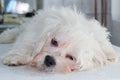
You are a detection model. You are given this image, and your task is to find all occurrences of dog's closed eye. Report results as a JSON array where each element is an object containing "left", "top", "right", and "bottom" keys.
[
  {"left": 66, "top": 54, "right": 75, "bottom": 61},
  {"left": 51, "top": 38, "right": 58, "bottom": 47}
]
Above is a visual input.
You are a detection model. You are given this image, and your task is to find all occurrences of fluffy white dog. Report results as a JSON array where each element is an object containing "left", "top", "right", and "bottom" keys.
[{"left": 0, "top": 8, "right": 117, "bottom": 73}]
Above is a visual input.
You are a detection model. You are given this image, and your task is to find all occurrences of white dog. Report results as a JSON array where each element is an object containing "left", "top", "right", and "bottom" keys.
[{"left": 0, "top": 8, "right": 117, "bottom": 73}]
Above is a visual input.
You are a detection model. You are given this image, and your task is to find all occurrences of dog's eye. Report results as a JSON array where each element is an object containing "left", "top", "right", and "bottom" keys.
[
  {"left": 51, "top": 38, "right": 58, "bottom": 47},
  {"left": 65, "top": 54, "right": 74, "bottom": 61}
]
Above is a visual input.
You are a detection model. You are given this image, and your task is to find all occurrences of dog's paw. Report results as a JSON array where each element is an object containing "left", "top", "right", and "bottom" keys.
[{"left": 3, "top": 54, "right": 27, "bottom": 66}]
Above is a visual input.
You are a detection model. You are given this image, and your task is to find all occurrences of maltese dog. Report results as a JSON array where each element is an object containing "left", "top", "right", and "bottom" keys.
[{"left": 0, "top": 8, "right": 117, "bottom": 73}]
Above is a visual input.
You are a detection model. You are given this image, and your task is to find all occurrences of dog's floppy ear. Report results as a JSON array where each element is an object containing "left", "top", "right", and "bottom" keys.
[
  {"left": 33, "top": 25, "right": 60, "bottom": 54},
  {"left": 29, "top": 32, "right": 50, "bottom": 66},
  {"left": 34, "top": 32, "right": 50, "bottom": 54}
]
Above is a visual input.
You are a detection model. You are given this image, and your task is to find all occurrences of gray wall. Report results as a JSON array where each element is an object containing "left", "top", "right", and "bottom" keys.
[
  {"left": 43, "top": 0, "right": 111, "bottom": 28},
  {"left": 111, "top": 0, "right": 120, "bottom": 46},
  {"left": 43, "top": 0, "right": 95, "bottom": 18}
]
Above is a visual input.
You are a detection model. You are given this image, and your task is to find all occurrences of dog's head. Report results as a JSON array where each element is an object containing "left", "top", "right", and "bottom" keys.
[
  {"left": 29, "top": 31, "right": 82, "bottom": 73},
  {"left": 28, "top": 8, "right": 117, "bottom": 73},
  {"left": 29, "top": 28, "right": 106, "bottom": 73}
]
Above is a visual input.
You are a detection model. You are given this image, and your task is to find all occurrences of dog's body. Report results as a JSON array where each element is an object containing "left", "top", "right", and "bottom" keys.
[{"left": 0, "top": 8, "right": 117, "bottom": 73}]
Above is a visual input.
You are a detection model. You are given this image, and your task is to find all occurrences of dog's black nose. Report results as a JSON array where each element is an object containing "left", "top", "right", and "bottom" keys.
[{"left": 44, "top": 55, "right": 56, "bottom": 67}]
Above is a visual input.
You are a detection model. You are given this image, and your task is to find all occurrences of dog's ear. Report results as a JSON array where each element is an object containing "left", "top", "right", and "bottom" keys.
[
  {"left": 29, "top": 33, "right": 50, "bottom": 66},
  {"left": 34, "top": 32, "right": 50, "bottom": 54}
]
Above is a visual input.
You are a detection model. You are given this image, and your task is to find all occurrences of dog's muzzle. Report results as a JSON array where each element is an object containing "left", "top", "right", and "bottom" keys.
[{"left": 44, "top": 55, "right": 56, "bottom": 67}]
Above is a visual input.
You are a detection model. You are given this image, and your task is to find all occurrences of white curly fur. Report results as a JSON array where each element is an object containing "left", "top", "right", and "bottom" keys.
[{"left": 0, "top": 8, "right": 117, "bottom": 72}]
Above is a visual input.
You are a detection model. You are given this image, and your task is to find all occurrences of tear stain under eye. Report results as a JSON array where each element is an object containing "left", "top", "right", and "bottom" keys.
[
  {"left": 62, "top": 59, "right": 77, "bottom": 73},
  {"left": 63, "top": 63, "right": 76, "bottom": 73}
]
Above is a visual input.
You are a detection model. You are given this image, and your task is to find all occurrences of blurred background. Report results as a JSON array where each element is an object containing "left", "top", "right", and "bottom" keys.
[{"left": 0, "top": 0, "right": 120, "bottom": 47}]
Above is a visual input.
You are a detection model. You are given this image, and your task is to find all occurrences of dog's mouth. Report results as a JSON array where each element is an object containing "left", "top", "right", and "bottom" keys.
[
  {"left": 38, "top": 64, "right": 55, "bottom": 72},
  {"left": 29, "top": 60, "right": 56, "bottom": 72}
]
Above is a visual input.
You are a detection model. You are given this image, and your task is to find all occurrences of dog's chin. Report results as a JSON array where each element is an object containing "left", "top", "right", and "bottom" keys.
[
  {"left": 38, "top": 65, "right": 74, "bottom": 73},
  {"left": 38, "top": 64, "right": 55, "bottom": 73}
]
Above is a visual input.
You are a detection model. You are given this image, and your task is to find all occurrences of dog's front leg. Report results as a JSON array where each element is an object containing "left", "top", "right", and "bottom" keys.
[
  {"left": 2, "top": 33, "right": 36, "bottom": 66},
  {"left": 3, "top": 43, "right": 35, "bottom": 66}
]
